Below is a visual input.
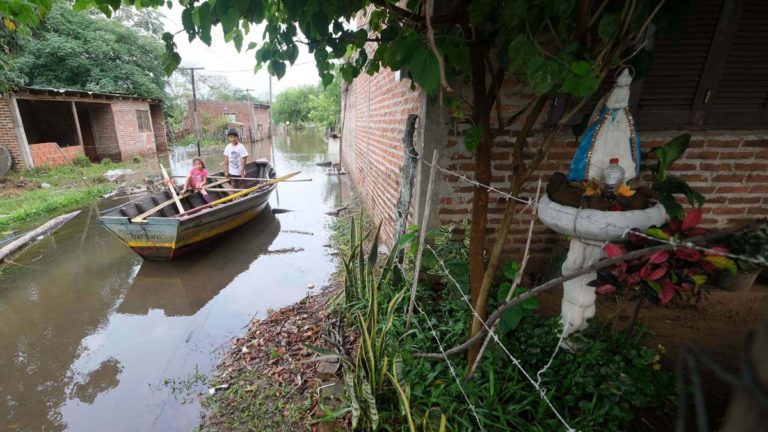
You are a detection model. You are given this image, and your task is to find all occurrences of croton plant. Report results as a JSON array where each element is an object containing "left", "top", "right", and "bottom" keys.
[{"left": 592, "top": 208, "right": 737, "bottom": 305}]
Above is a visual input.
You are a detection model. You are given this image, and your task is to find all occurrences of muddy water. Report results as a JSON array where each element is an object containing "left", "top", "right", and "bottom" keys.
[{"left": 0, "top": 129, "right": 346, "bottom": 431}]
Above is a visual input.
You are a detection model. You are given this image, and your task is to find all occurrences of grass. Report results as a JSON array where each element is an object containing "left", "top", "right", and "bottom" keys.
[
  {"left": 0, "top": 160, "right": 131, "bottom": 234},
  {"left": 199, "top": 365, "right": 313, "bottom": 431}
]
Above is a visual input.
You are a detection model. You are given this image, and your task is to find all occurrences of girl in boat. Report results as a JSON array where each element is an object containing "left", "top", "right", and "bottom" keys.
[{"left": 181, "top": 157, "right": 210, "bottom": 202}]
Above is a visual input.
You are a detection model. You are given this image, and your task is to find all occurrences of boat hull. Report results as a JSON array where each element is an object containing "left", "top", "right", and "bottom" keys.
[{"left": 99, "top": 185, "right": 272, "bottom": 260}]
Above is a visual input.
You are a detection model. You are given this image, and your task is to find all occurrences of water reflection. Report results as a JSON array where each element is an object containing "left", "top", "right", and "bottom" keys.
[
  {"left": 0, "top": 209, "right": 140, "bottom": 431},
  {"left": 119, "top": 210, "right": 280, "bottom": 317},
  {"left": 0, "top": 132, "right": 344, "bottom": 431}
]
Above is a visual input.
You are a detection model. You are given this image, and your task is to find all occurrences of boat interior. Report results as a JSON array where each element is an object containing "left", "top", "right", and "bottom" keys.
[{"left": 100, "top": 161, "right": 275, "bottom": 220}]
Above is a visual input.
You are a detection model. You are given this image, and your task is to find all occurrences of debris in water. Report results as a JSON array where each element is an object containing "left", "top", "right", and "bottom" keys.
[{"left": 208, "top": 384, "right": 229, "bottom": 395}]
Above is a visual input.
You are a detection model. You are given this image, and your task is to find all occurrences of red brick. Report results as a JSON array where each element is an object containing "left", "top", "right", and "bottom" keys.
[
  {"left": 686, "top": 151, "right": 720, "bottom": 159},
  {"left": 742, "top": 139, "right": 768, "bottom": 147},
  {"left": 705, "top": 139, "right": 741, "bottom": 148},
  {"left": 712, "top": 207, "right": 747, "bottom": 215},
  {"left": 718, "top": 152, "right": 757, "bottom": 160},
  {"left": 734, "top": 163, "right": 767, "bottom": 171},
  {"left": 728, "top": 196, "right": 763, "bottom": 204},
  {"left": 700, "top": 162, "right": 732, "bottom": 171},
  {"left": 751, "top": 185, "right": 768, "bottom": 193},
  {"left": 711, "top": 174, "right": 743, "bottom": 182},
  {"left": 747, "top": 207, "right": 768, "bottom": 216},
  {"left": 716, "top": 186, "right": 751, "bottom": 193}
]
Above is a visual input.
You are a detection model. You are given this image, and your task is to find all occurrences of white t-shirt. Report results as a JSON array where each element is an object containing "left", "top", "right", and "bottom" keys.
[{"left": 223, "top": 143, "right": 249, "bottom": 176}]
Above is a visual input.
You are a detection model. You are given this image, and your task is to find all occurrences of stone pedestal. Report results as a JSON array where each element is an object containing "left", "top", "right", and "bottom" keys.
[{"left": 537, "top": 195, "right": 666, "bottom": 340}]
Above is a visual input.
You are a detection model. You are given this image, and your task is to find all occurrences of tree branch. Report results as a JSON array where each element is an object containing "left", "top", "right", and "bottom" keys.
[{"left": 418, "top": 219, "right": 767, "bottom": 358}]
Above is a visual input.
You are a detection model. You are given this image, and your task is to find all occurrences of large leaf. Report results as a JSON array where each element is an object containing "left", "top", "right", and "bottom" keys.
[
  {"left": 662, "top": 134, "right": 691, "bottom": 168},
  {"left": 408, "top": 45, "right": 440, "bottom": 94},
  {"left": 562, "top": 60, "right": 599, "bottom": 97}
]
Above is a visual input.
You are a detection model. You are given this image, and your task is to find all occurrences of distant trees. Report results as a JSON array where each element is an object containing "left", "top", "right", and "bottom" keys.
[
  {"left": 272, "top": 78, "right": 340, "bottom": 129},
  {"left": 11, "top": 1, "right": 166, "bottom": 99}
]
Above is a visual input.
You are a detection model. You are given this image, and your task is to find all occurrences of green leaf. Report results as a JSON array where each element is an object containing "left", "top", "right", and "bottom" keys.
[
  {"left": 464, "top": 126, "right": 483, "bottom": 152},
  {"left": 507, "top": 34, "right": 536, "bottom": 73},
  {"left": 196, "top": 3, "right": 212, "bottom": 45},
  {"left": 598, "top": 14, "right": 621, "bottom": 41},
  {"left": 662, "top": 134, "right": 691, "bottom": 167},
  {"left": 469, "top": 0, "right": 493, "bottom": 25},
  {"left": 269, "top": 59, "right": 286, "bottom": 78},
  {"left": 526, "top": 56, "right": 565, "bottom": 95},
  {"left": 646, "top": 280, "right": 661, "bottom": 293},
  {"left": 704, "top": 256, "right": 738, "bottom": 274},
  {"left": 286, "top": 44, "right": 299, "bottom": 64},
  {"left": 562, "top": 61, "right": 599, "bottom": 97},
  {"left": 645, "top": 227, "right": 670, "bottom": 240},
  {"left": 181, "top": 8, "right": 196, "bottom": 41},
  {"left": 408, "top": 45, "right": 440, "bottom": 94},
  {"left": 247, "top": 41, "right": 257, "bottom": 50},
  {"left": 383, "top": 31, "right": 420, "bottom": 70},
  {"left": 503, "top": 261, "right": 520, "bottom": 281}
]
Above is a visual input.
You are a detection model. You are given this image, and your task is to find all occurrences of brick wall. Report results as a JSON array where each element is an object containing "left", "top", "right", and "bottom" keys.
[
  {"left": 437, "top": 129, "right": 768, "bottom": 269},
  {"left": 341, "top": 68, "right": 425, "bottom": 244},
  {"left": 29, "top": 142, "right": 84, "bottom": 167},
  {"left": 0, "top": 97, "right": 27, "bottom": 170},
  {"left": 111, "top": 101, "right": 157, "bottom": 161},
  {"left": 341, "top": 72, "right": 768, "bottom": 267},
  {"left": 17, "top": 100, "right": 78, "bottom": 148},
  {"left": 150, "top": 103, "right": 168, "bottom": 152},
  {"left": 253, "top": 106, "right": 271, "bottom": 140},
  {"left": 188, "top": 100, "right": 269, "bottom": 143},
  {"left": 88, "top": 104, "right": 120, "bottom": 161}
]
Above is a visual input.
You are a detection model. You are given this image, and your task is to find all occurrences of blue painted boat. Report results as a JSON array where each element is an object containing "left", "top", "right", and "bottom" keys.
[{"left": 98, "top": 160, "right": 277, "bottom": 260}]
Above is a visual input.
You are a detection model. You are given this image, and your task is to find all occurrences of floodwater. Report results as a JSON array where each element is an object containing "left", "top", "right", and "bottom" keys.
[{"left": 0, "top": 129, "right": 346, "bottom": 431}]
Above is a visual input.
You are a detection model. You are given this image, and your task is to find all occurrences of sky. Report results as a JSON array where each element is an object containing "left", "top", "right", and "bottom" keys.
[{"left": 160, "top": 6, "right": 319, "bottom": 101}]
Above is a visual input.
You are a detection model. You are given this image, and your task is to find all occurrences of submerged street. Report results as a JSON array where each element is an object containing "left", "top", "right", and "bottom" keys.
[{"left": 0, "top": 130, "right": 345, "bottom": 431}]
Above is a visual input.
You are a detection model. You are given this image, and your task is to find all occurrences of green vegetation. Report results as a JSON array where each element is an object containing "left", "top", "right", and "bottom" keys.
[
  {"left": 272, "top": 78, "right": 340, "bottom": 129},
  {"left": 11, "top": 1, "right": 166, "bottom": 98},
  {"left": 0, "top": 161, "right": 128, "bottom": 233},
  {"left": 321, "top": 217, "right": 673, "bottom": 431}
]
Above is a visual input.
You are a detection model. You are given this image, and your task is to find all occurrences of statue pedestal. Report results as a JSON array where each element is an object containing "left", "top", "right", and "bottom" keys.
[{"left": 537, "top": 196, "right": 666, "bottom": 341}]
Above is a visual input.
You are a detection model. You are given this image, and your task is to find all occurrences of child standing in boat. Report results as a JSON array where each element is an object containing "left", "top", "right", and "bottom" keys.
[
  {"left": 224, "top": 128, "right": 249, "bottom": 188},
  {"left": 182, "top": 157, "right": 210, "bottom": 202}
]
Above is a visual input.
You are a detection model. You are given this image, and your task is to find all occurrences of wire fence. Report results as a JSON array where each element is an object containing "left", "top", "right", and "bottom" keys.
[{"left": 414, "top": 152, "right": 767, "bottom": 267}]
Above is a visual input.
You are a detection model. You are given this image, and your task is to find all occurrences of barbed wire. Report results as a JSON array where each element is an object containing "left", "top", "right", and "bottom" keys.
[
  {"left": 409, "top": 152, "right": 767, "bottom": 267},
  {"left": 424, "top": 243, "right": 577, "bottom": 432},
  {"left": 413, "top": 300, "right": 486, "bottom": 432}
]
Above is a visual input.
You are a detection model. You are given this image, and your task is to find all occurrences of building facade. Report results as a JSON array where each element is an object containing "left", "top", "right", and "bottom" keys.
[
  {"left": 0, "top": 87, "right": 166, "bottom": 170},
  {"left": 186, "top": 100, "right": 271, "bottom": 143},
  {"left": 340, "top": 0, "right": 768, "bottom": 268}
]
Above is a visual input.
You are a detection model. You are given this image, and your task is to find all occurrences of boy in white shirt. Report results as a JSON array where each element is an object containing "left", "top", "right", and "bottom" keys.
[{"left": 223, "top": 128, "right": 249, "bottom": 188}]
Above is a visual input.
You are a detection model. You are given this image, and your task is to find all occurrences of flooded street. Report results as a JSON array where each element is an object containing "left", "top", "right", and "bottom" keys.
[{"left": 0, "top": 129, "right": 346, "bottom": 431}]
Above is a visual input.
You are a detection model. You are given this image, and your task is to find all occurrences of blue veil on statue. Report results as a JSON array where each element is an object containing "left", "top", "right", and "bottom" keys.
[{"left": 567, "top": 69, "right": 641, "bottom": 183}]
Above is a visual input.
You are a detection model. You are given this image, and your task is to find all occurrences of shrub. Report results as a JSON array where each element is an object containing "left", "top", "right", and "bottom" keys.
[{"left": 72, "top": 155, "right": 92, "bottom": 167}]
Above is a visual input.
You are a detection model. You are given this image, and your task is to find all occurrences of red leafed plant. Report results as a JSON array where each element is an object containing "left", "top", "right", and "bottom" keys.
[{"left": 592, "top": 209, "right": 737, "bottom": 317}]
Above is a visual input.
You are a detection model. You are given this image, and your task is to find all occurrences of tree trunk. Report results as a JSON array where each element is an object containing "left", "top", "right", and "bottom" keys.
[{"left": 467, "top": 39, "right": 492, "bottom": 365}]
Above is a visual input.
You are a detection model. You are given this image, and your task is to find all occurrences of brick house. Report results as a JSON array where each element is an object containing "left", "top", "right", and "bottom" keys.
[
  {"left": 340, "top": 0, "right": 768, "bottom": 269},
  {"left": 185, "top": 100, "right": 271, "bottom": 143},
  {"left": 0, "top": 87, "right": 166, "bottom": 170}
]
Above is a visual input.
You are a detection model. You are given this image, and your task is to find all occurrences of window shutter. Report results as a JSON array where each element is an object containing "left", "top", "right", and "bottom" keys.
[
  {"left": 706, "top": 0, "right": 768, "bottom": 127},
  {"left": 635, "top": 0, "right": 726, "bottom": 128}
]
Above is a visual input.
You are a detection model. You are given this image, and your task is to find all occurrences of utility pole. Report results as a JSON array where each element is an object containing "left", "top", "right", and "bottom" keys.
[
  {"left": 239, "top": 88, "right": 254, "bottom": 102},
  {"left": 181, "top": 67, "right": 204, "bottom": 156}
]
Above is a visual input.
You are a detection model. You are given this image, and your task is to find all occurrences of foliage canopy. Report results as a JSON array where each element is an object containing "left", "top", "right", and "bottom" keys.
[{"left": 11, "top": 1, "right": 167, "bottom": 98}]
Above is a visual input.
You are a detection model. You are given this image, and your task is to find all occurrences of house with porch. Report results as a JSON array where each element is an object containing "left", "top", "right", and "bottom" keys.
[
  {"left": 340, "top": 0, "right": 768, "bottom": 270},
  {"left": 0, "top": 87, "right": 166, "bottom": 171}
]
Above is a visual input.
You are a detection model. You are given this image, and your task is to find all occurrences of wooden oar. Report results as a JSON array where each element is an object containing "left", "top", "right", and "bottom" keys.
[
  {"left": 130, "top": 178, "right": 229, "bottom": 223},
  {"left": 175, "top": 171, "right": 301, "bottom": 218},
  {"left": 160, "top": 164, "right": 184, "bottom": 214}
]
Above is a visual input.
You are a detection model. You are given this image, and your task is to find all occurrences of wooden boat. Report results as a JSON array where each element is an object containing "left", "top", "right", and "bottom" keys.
[{"left": 98, "top": 160, "right": 286, "bottom": 260}]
